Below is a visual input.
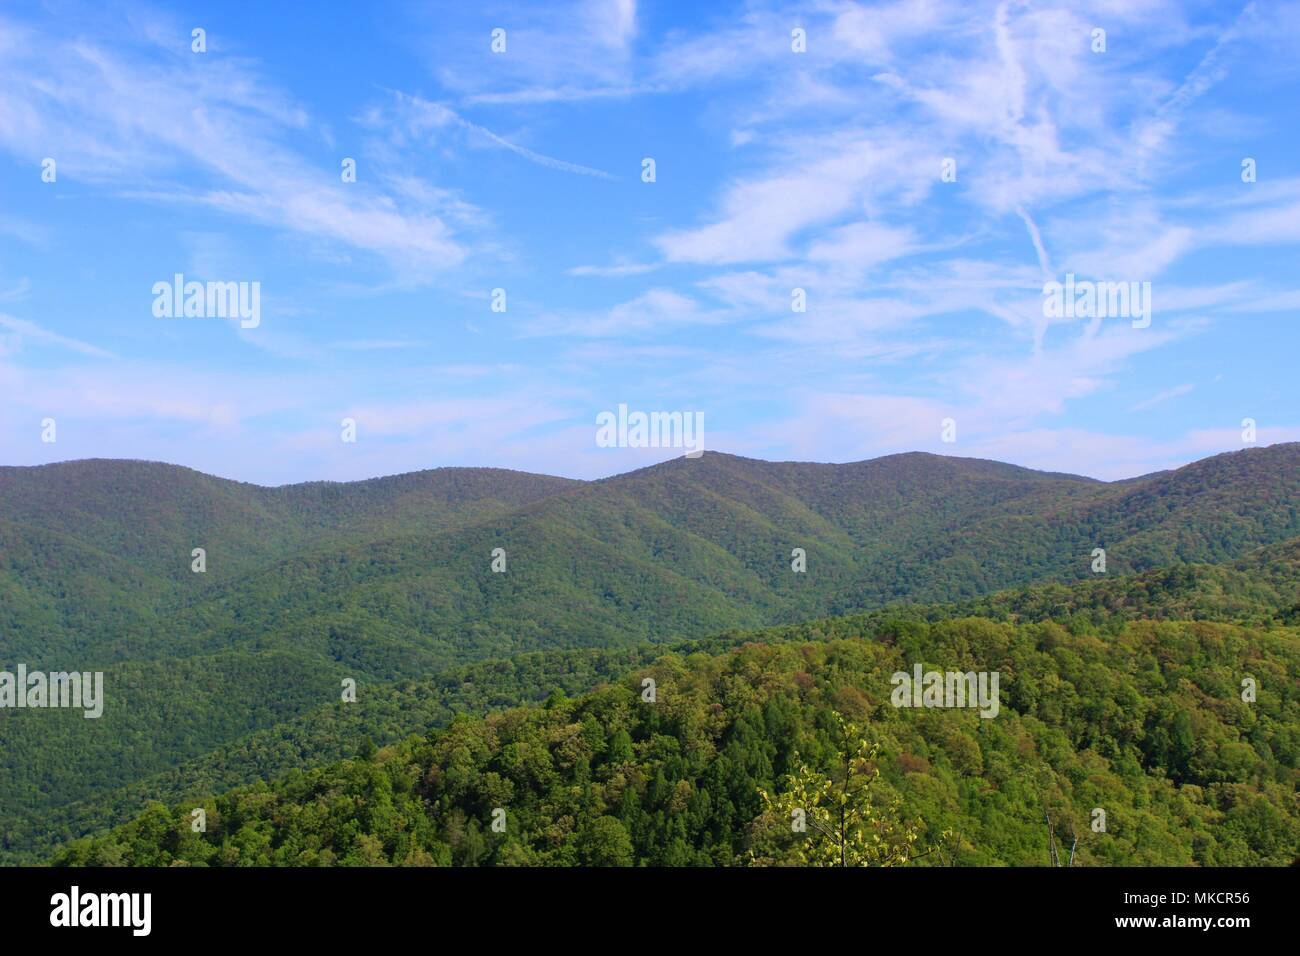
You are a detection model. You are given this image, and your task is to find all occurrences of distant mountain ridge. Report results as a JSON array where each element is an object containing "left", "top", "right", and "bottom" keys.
[{"left": 3, "top": 443, "right": 1298, "bottom": 667}]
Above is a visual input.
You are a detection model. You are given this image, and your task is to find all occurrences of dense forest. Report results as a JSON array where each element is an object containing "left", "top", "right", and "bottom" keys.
[
  {"left": 51, "top": 613, "right": 1299, "bottom": 866},
  {"left": 3, "top": 445, "right": 1298, "bottom": 865},
  {"left": 4, "top": 532, "right": 1297, "bottom": 864}
]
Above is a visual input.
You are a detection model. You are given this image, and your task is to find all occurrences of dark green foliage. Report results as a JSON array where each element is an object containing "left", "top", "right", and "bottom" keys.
[{"left": 0, "top": 646, "right": 659, "bottom": 862}]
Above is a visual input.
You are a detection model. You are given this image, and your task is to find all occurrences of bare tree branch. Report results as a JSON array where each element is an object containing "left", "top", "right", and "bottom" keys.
[{"left": 1044, "top": 806, "right": 1060, "bottom": 867}]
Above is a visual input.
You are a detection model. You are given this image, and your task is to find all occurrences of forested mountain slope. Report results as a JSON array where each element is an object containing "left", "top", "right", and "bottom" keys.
[
  {"left": 10, "top": 536, "right": 1300, "bottom": 864},
  {"left": 3, "top": 444, "right": 1298, "bottom": 865},
  {"left": 51, "top": 611, "right": 1300, "bottom": 867},
  {"left": 6, "top": 445, "right": 1297, "bottom": 669}
]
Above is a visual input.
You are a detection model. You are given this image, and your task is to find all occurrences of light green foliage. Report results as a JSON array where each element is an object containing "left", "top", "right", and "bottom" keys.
[
  {"left": 755, "top": 713, "right": 930, "bottom": 866},
  {"left": 50, "top": 615, "right": 1300, "bottom": 868}
]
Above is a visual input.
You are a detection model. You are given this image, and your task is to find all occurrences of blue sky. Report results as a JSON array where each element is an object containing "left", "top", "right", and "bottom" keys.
[{"left": 1, "top": 0, "right": 1298, "bottom": 484}]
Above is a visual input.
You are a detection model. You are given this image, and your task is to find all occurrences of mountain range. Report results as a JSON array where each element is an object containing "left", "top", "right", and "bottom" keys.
[{"left": 2, "top": 443, "right": 1298, "bottom": 863}]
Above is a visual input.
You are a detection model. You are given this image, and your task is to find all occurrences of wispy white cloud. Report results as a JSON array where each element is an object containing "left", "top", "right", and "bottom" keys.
[
  {"left": 369, "top": 92, "right": 617, "bottom": 180},
  {"left": 429, "top": 0, "right": 644, "bottom": 105},
  {"left": 0, "top": 14, "right": 476, "bottom": 278},
  {"left": 527, "top": 288, "right": 728, "bottom": 337},
  {"left": 0, "top": 314, "right": 116, "bottom": 358},
  {"left": 567, "top": 262, "right": 661, "bottom": 277},
  {"left": 654, "top": 135, "right": 931, "bottom": 264},
  {"left": 1131, "top": 383, "right": 1194, "bottom": 411}
]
